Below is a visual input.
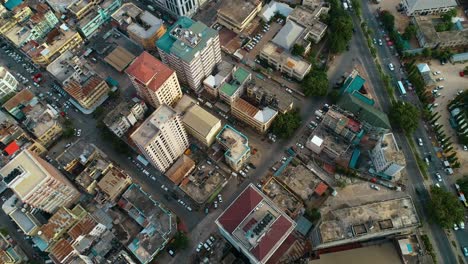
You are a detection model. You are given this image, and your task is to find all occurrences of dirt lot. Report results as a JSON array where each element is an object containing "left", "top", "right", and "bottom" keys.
[
  {"left": 426, "top": 59, "right": 468, "bottom": 175},
  {"left": 369, "top": 0, "right": 409, "bottom": 32}
]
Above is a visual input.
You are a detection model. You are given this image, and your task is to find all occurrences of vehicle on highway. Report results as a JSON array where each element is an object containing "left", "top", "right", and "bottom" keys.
[
  {"left": 378, "top": 39, "right": 383, "bottom": 46},
  {"left": 463, "top": 246, "right": 468, "bottom": 257},
  {"left": 418, "top": 138, "right": 423, "bottom": 146},
  {"left": 436, "top": 173, "right": 442, "bottom": 182},
  {"left": 460, "top": 221, "right": 465, "bottom": 229},
  {"left": 454, "top": 223, "right": 459, "bottom": 231},
  {"left": 161, "top": 185, "right": 168, "bottom": 191},
  {"left": 388, "top": 63, "right": 395, "bottom": 71}
]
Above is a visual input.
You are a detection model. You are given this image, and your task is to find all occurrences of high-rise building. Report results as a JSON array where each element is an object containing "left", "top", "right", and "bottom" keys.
[
  {"left": 0, "top": 150, "right": 80, "bottom": 213},
  {"left": 151, "top": 0, "right": 198, "bottom": 17},
  {"left": 370, "top": 133, "right": 406, "bottom": 179},
  {"left": 0, "top": 67, "right": 18, "bottom": 98},
  {"left": 130, "top": 105, "right": 189, "bottom": 172},
  {"left": 126, "top": 51, "right": 182, "bottom": 108},
  {"left": 216, "top": 184, "right": 296, "bottom": 264},
  {"left": 157, "top": 17, "right": 222, "bottom": 92}
]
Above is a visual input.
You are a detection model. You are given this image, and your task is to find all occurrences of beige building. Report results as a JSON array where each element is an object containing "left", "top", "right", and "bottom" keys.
[
  {"left": 260, "top": 42, "right": 311, "bottom": 80},
  {"left": 131, "top": 105, "right": 189, "bottom": 172},
  {"left": 287, "top": 5, "right": 329, "bottom": 44},
  {"left": 112, "top": 3, "right": 166, "bottom": 49},
  {"left": 24, "top": 104, "right": 63, "bottom": 147},
  {"left": 182, "top": 104, "right": 222, "bottom": 146},
  {"left": 67, "top": 0, "right": 100, "bottom": 19},
  {"left": 0, "top": 150, "right": 80, "bottom": 213},
  {"left": 21, "top": 28, "right": 84, "bottom": 66},
  {"left": 96, "top": 166, "right": 132, "bottom": 202},
  {"left": 217, "top": 0, "right": 263, "bottom": 33},
  {"left": 64, "top": 76, "right": 110, "bottom": 110},
  {"left": 103, "top": 98, "right": 148, "bottom": 137},
  {"left": 126, "top": 51, "right": 182, "bottom": 108},
  {"left": 156, "top": 17, "right": 222, "bottom": 92},
  {"left": 231, "top": 98, "right": 278, "bottom": 134},
  {"left": 0, "top": 67, "right": 18, "bottom": 99},
  {"left": 0, "top": 4, "right": 32, "bottom": 35}
]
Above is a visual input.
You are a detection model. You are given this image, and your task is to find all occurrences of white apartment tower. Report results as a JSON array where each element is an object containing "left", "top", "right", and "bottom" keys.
[
  {"left": 0, "top": 67, "right": 18, "bottom": 98},
  {"left": 156, "top": 17, "right": 222, "bottom": 92},
  {"left": 151, "top": 0, "right": 198, "bottom": 17},
  {"left": 130, "top": 105, "right": 189, "bottom": 172},
  {"left": 0, "top": 150, "right": 80, "bottom": 213},
  {"left": 126, "top": 51, "right": 183, "bottom": 108}
]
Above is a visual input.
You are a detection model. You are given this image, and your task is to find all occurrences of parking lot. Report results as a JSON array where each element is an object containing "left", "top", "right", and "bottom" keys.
[{"left": 428, "top": 59, "right": 468, "bottom": 175}]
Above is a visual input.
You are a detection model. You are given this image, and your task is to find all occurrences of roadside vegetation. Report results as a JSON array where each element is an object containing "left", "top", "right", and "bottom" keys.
[
  {"left": 323, "top": 0, "right": 353, "bottom": 54},
  {"left": 271, "top": 109, "right": 302, "bottom": 138},
  {"left": 302, "top": 68, "right": 329, "bottom": 96},
  {"left": 421, "top": 234, "right": 437, "bottom": 263},
  {"left": 457, "top": 176, "right": 468, "bottom": 195},
  {"left": 428, "top": 187, "right": 464, "bottom": 229},
  {"left": 388, "top": 101, "right": 420, "bottom": 135}
]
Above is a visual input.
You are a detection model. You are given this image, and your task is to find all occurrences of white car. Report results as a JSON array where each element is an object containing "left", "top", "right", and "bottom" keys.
[
  {"left": 460, "top": 221, "right": 465, "bottom": 229},
  {"left": 218, "top": 194, "right": 223, "bottom": 203},
  {"left": 214, "top": 201, "right": 218, "bottom": 209},
  {"left": 418, "top": 138, "right": 423, "bottom": 146},
  {"left": 388, "top": 63, "right": 395, "bottom": 71},
  {"left": 464, "top": 145, "right": 467, "bottom": 151},
  {"left": 454, "top": 223, "right": 459, "bottom": 231},
  {"left": 435, "top": 173, "right": 442, "bottom": 182},
  {"left": 196, "top": 243, "right": 203, "bottom": 252},
  {"left": 161, "top": 185, "right": 168, "bottom": 191}
]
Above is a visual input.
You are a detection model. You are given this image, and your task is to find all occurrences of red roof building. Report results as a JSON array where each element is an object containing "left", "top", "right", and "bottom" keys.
[
  {"left": 314, "top": 182, "right": 328, "bottom": 196},
  {"left": 4, "top": 141, "right": 19, "bottom": 156},
  {"left": 216, "top": 184, "right": 296, "bottom": 264},
  {"left": 125, "top": 51, "right": 182, "bottom": 108}
]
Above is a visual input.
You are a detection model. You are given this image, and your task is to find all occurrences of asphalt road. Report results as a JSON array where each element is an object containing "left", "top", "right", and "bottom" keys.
[{"left": 359, "top": 1, "right": 462, "bottom": 262}]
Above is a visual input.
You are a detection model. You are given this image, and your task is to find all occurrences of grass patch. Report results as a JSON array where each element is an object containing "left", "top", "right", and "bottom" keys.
[{"left": 207, "top": 185, "right": 224, "bottom": 203}]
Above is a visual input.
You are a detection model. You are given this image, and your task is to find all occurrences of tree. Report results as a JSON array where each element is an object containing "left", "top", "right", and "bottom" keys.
[
  {"left": 380, "top": 11, "right": 395, "bottom": 32},
  {"left": 327, "top": 0, "right": 353, "bottom": 54},
  {"left": 428, "top": 187, "right": 464, "bottom": 228},
  {"left": 422, "top": 48, "right": 432, "bottom": 58},
  {"left": 271, "top": 109, "right": 302, "bottom": 139},
  {"left": 291, "top": 44, "right": 305, "bottom": 56},
  {"left": 403, "top": 24, "right": 417, "bottom": 40},
  {"left": 302, "top": 69, "right": 329, "bottom": 97},
  {"left": 304, "top": 208, "right": 321, "bottom": 222},
  {"left": 389, "top": 101, "right": 420, "bottom": 134},
  {"left": 172, "top": 231, "right": 189, "bottom": 250}
]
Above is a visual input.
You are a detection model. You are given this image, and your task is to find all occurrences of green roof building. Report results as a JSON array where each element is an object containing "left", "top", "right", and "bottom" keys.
[
  {"left": 219, "top": 67, "right": 251, "bottom": 104},
  {"left": 338, "top": 93, "right": 390, "bottom": 139},
  {"left": 156, "top": 17, "right": 221, "bottom": 92}
]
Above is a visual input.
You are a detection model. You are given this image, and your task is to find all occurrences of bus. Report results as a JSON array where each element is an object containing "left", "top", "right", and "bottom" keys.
[{"left": 397, "top": 81, "right": 406, "bottom": 95}]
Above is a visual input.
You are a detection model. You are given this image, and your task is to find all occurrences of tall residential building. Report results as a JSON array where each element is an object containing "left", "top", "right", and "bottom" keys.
[
  {"left": 126, "top": 51, "right": 183, "bottom": 108},
  {"left": 370, "top": 133, "right": 406, "bottom": 180},
  {"left": 130, "top": 105, "right": 189, "bottom": 172},
  {"left": 152, "top": 0, "right": 198, "bottom": 17},
  {"left": 0, "top": 150, "right": 80, "bottom": 213},
  {"left": 157, "top": 17, "right": 222, "bottom": 92},
  {"left": 216, "top": 184, "right": 296, "bottom": 264},
  {"left": 0, "top": 67, "right": 18, "bottom": 98}
]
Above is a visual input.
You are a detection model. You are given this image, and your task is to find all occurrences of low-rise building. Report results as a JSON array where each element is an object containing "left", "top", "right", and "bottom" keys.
[
  {"left": 3, "top": 3, "right": 59, "bottom": 47},
  {"left": 182, "top": 104, "right": 222, "bottom": 146},
  {"left": 2, "top": 195, "right": 41, "bottom": 236},
  {"left": 0, "top": 4, "right": 32, "bottom": 35},
  {"left": 0, "top": 232, "right": 28, "bottom": 263},
  {"left": 46, "top": 51, "right": 88, "bottom": 86},
  {"left": 217, "top": 0, "right": 263, "bottom": 33},
  {"left": 119, "top": 184, "right": 176, "bottom": 264},
  {"left": 216, "top": 184, "right": 297, "bottom": 264},
  {"left": 260, "top": 1, "right": 293, "bottom": 22},
  {"left": 216, "top": 125, "right": 250, "bottom": 171},
  {"left": 165, "top": 155, "right": 195, "bottom": 185},
  {"left": 260, "top": 42, "right": 311, "bottom": 81},
  {"left": 413, "top": 16, "right": 468, "bottom": 49},
  {"left": 21, "top": 27, "right": 84, "bottom": 66},
  {"left": 103, "top": 98, "right": 147, "bottom": 137},
  {"left": 219, "top": 67, "right": 251, "bottom": 104},
  {"left": 311, "top": 197, "right": 419, "bottom": 249},
  {"left": 77, "top": 0, "right": 122, "bottom": 39},
  {"left": 96, "top": 166, "right": 132, "bottom": 203},
  {"left": 231, "top": 98, "right": 278, "bottom": 134},
  {"left": 203, "top": 61, "right": 235, "bottom": 97},
  {"left": 103, "top": 46, "right": 136, "bottom": 72},
  {"left": 370, "top": 133, "right": 406, "bottom": 180},
  {"left": 0, "top": 67, "right": 18, "bottom": 99},
  {"left": 287, "top": 5, "right": 328, "bottom": 44},
  {"left": 64, "top": 75, "right": 110, "bottom": 111},
  {"left": 126, "top": 51, "right": 182, "bottom": 109},
  {"left": 112, "top": 3, "right": 166, "bottom": 49},
  {"left": 245, "top": 82, "right": 294, "bottom": 114},
  {"left": 402, "top": 0, "right": 457, "bottom": 16},
  {"left": 3, "top": 90, "right": 63, "bottom": 147},
  {"left": 67, "top": 0, "right": 100, "bottom": 20}
]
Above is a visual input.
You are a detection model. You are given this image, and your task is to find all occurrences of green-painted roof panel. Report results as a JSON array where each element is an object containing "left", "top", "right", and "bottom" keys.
[{"left": 338, "top": 93, "right": 391, "bottom": 129}]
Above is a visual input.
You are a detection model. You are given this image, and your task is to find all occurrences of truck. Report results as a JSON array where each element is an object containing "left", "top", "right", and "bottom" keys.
[{"left": 443, "top": 160, "right": 450, "bottom": 168}]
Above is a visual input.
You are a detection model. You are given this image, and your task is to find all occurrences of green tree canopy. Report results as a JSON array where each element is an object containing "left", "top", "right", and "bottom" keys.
[
  {"left": 327, "top": 0, "right": 353, "bottom": 54},
  {"left": 428, "top": 187, "right": 464, "bottom": 229},
  {"left": 302, "top": 69, "right": 329, "bottom": 97},
  {"left": 292, "top": 44, "right": 305, "bottom": 56},
  {"left": 172, "top": 231, "right": 189, "bottom": 250},
  {"left": 271, "top": 109, "right": 302, "bottom": 138},
  {"left": 456, "top": 176, "right": 468, "bottom": 195},
  {"left": 403, "top": 24, "right": 417, "bottom": 40},
  {"left": 388, "top": 101, "right": 420, "bottom": 134},
  {"left": 380, "top": 11, "right": 395, "bottom": 32}
]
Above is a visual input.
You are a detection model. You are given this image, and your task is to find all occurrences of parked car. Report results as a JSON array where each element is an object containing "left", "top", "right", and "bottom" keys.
[
  {"left": 418, "top": 138, "right": 423, "bottom": 146},
  {"left": 370, "top": 184, "right": 380, "bottom": 191},
  {"left": 436, "top": 77, "right": 445, "bottom": 81},
  {"left": 435, "top": 173, "right": 442, "bottom": 182},
  {"left": 388, "top": 63, "right": 395, "bottom": 71}
]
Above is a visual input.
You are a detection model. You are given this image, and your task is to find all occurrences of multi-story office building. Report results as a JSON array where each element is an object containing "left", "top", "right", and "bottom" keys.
[
  {"left": 126, "top": 51, "right": 182, "bottom": 108},
  {"left": 0, "top": 150, "right": 80, "bottom": 213},
  {"left": 152, "top": 0, "right": 198, "bottom": 17},
  {"left": 370, "top": 133, "right": 406, "bottom": 180},
  {"left": 157, "top": 17, "right": 222, "bottom": 92},
  {"left": 0, "top": 67, "right": 18, "bottom": 98},
  {"left": 130, "top": 105, "right": 189, "bottom": 172}
]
